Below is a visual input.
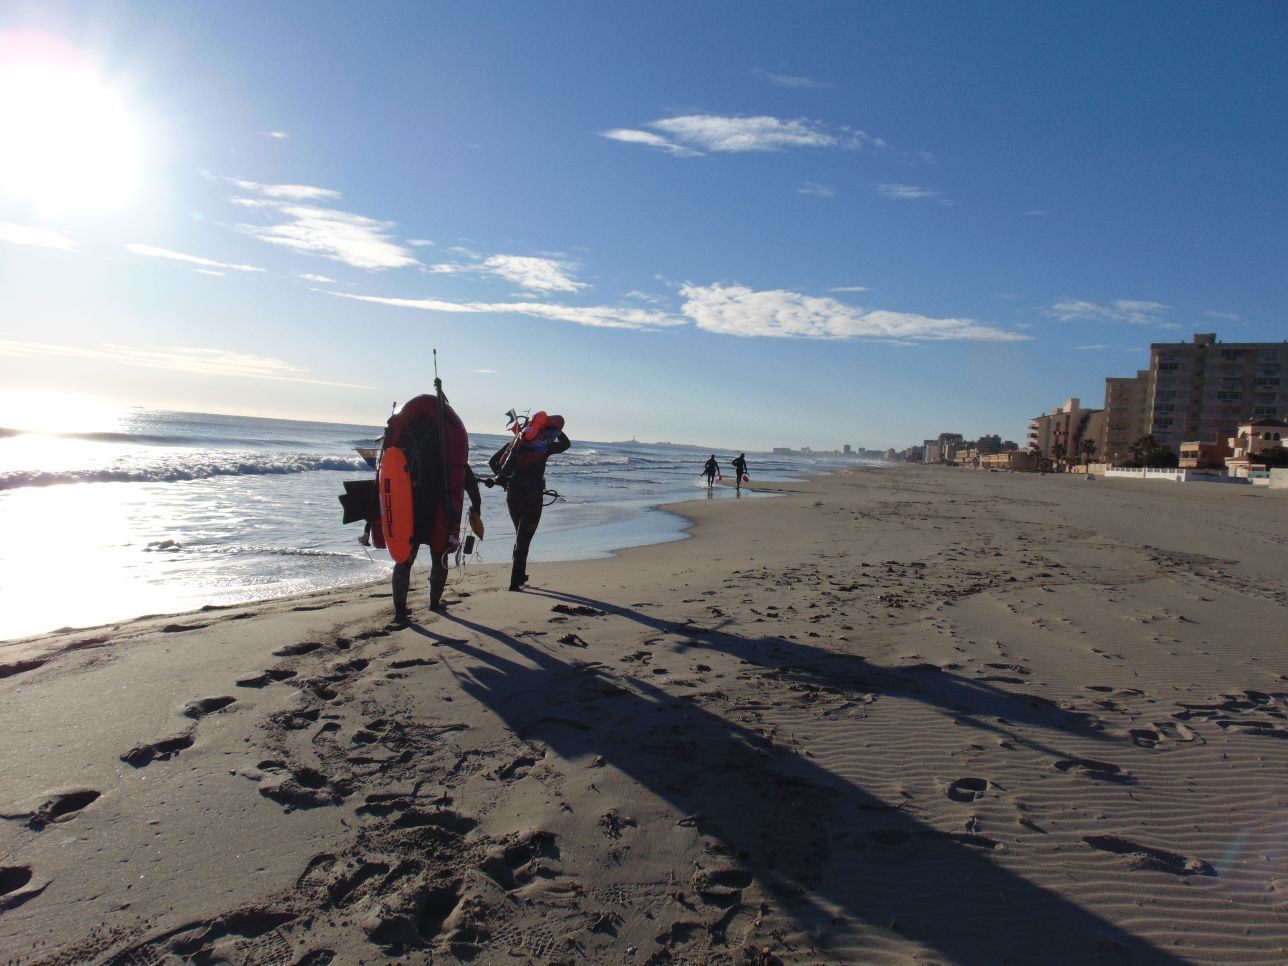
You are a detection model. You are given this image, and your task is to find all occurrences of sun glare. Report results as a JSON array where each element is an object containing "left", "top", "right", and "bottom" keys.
[
  {"left": 0, "top": 389, "right": 126, "bottom": 435},
  {"left": 0, "top": 30, "right": 144, "bottom": 212}
]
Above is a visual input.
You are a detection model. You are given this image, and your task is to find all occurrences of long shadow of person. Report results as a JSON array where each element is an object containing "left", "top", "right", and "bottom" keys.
[{"left": 417, "top": 604, "right": 1188, "bottom": 964}]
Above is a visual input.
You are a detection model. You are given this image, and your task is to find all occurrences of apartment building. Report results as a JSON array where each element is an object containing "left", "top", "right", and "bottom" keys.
[
  {"left": 1027, "top": 398, "right": 1104, "bottom": 463},
  {"left": 1100, "top": 370, "right": 1151, "bottom": 463},
  {"left": 1153, "top": 334, "right": 1288, "bottom": 448}
]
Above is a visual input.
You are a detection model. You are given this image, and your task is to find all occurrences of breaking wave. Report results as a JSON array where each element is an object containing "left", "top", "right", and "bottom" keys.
[{"left": 0, "top": 454, "right": 370, "bottom": 491}]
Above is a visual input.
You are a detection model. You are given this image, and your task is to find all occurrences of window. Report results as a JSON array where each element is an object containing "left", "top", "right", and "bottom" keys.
[
  {"left": 1256, "top": 379, "right": 1280, "bottom": 389},
  {"left": 1157, "top": 362, "right": 1179, "bottom": 372},
  {"left": 1253, "top": 407, "right": 1277, "bottom": 417},
  {"left": 1216, "top": 391, "right": 1241, "bottom": 403}
]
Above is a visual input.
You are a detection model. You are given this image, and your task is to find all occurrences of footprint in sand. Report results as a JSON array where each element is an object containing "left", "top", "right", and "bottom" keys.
[
  {"left": 0, "top": 659, "right": 45, "bottom": 680},
  {"left": 947, "top": 777, "right": 989, "bottom": 802},
  {"left": 0, "top": 865, "right": 48, "bottom": 910},
  {"left": 121, "top": 732, "right": 195, "bottom": 767},
  {"left": 236, "top": 667, "right": 298, "bottom": 688},
  {"left": 183, "top": 696, "right": 236, "bottom": 718},
  {"left": 1053, "top": 757, "right": 1130, "bottom": 782},
  {"left": 1084, "top": 835, "right": 1215, "bottom": 876},
  {"left": 26, "top": 790, "right": 101, "bottom": 830},
  {"left": 272, "top": 641, "right": 324, "bottom": 657}
]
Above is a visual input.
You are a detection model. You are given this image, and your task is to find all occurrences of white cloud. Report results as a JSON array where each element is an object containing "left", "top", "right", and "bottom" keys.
[
  {"left": 0, "top": 340, "right": 368, "bottom": 387},
  {"left": 475, "top": 368, "right": 498, "bottom": 374},
  {"left": 194, "top": 269, "right": 224, "bottom": 277},
  {"left": 208, "top": 175, "right": 417, "bottom": 270},
  {"left": 653, "top": 115, "right": 836, "bottom": 152},
  {"left": 603, "top": 114, "right": 883, "bottom": 156},
  {"left": 406, "top": 238, "right": 435, "bottom": 247},
  {"left": 877, "top": 183, "right": 941, "bottom": 201},
  {"left": 600, "top": 128, "right": 702, "bottom": 158},
  {"left": 430, "top": 253, "right": 587, "bottom": 293},
  {"left": 0, "top": 222, "right": 77, "bottom": 251},
  {"left": 228, "top": 177, "right": 339, "bottom": 201},
  {"left": 265, "top": 131, "right": 288, "bottom": 139},
  {"left": 797, "top": 182, "right": 835, "bottom": 198},
  {"left": 829, "top": 285, "right": 871, "bottom": 293},
  {"left": 330, "top": 291, "right": 683, "bottom": 331},
  {"left": 751, "top": 68, "right": 830, "bottom": 89},
  {"left": 299, "top": 273, "right": 335, "bottom": 284},
  {"left": 1077, "top": 343, "right": 1109, "bottom": 350},
  {"left": 1205, "top": 310, "right": 1241, "bottom": 322},
  {"left": 235, "top": 200, "right": 417, "bottom": 270},
  {"left": 126, "top": 243, "right": 265, "bottom": 273},
  {"left": 680, "top": 283, "right": 1030, "bottom": 342},
  {"left": 1047, "top": 299, "right": 1170, "bottom": 326}
]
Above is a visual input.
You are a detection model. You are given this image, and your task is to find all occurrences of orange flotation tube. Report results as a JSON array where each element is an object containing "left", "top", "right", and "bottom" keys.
[{"left": 378, "top": 445, "right": 415, "bottom": 563}]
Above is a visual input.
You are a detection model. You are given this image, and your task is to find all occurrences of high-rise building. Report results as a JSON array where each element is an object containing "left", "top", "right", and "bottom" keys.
[
  {"left": 1149, "top": 334, "right": 1288, "bottom": 450},
  {"left": 1100, "top": 370, "right": 1151, "bottom": 463}
]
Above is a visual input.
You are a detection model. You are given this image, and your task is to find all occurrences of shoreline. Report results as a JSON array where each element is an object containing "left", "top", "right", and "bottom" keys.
[{"left": 2, "top": 465, "right": 1285, "bottom": 962}]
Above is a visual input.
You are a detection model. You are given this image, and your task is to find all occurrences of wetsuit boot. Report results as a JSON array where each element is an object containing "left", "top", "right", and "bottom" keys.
[
  {"left": 392, "top": 560, "right": 412, "bottom": 624},
  {"left": 429, "top": 552, "right": 448, "bottom": 611}
]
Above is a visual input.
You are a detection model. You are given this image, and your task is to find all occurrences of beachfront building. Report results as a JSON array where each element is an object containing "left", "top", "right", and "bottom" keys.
[
  {"left": 1027, "top": 398, "right": 1104, "bottom": 466},
  {"left": 1150, "top": 335, "right": 1288, "bottom": 451},
  {"left": 980, "top": 450, "right": 1040, "bottom": 471},
  {"left": 1225, "top": 416, "right": 1288, "bottom": 477},
  {"left": 1178, "top": 440, "right": 1232, "bottom": 470},
  {"left": 1100, "top": 370, "right": 1152, "bottom": 464}
]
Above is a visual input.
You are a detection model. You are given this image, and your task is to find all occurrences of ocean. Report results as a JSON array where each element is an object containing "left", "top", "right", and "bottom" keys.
[{"left": 0, "top": 408, "right": 873, "bottom": 641}]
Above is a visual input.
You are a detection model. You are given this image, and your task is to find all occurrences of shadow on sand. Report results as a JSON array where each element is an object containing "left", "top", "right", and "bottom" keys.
[{"left": 411, "top": 589, "right": 1184, "bottom": 964}]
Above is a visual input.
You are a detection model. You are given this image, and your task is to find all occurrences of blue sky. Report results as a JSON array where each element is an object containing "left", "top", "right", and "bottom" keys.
[{"left": 1, "top": 1, "right": 1285, "bottom": 450}]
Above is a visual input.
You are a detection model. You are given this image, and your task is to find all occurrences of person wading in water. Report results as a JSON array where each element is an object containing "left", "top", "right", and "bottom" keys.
[
  {"left": 702, "top": 454, "right": 721, "bottom": 488},
  {"left": 489, "top": 413, "right": 570, "bottom": 592}
]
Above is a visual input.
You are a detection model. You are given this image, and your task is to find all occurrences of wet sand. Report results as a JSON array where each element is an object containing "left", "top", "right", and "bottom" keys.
[{"left": 1, "top": 466, "right": 1285, "bottom": 963}]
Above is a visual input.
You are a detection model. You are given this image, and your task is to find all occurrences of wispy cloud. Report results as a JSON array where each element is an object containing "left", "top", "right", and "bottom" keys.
[
  {"left": 330, "top": 291, "right": 683, "bottom": 331},
  {"left": 264, "top": 131, "right": 288, "bottom": 139},
  {"left": 876, "top": 183, "right": 944, "bottom": 202},
  {"left": 681, "top": 283, "right": 1029, "bottom": 342},
  {"left": 428, "top": 254, "right": 587, "bottom": 293},
  {"left": 475, "top": 368, "right": 498, "bottom": 374},
  {"left": 406, "top": 238, "right": 434, "bottom": 247},
  {"left": 750, "top": 68, "right": 831, "bottom": 89},
  {"left": 299, "top": 273, "right": 335, "bottom": 284},
  {"left": 1077, "top": 343, "right": 1109, "bottom": 350},
  {"left": 1025, "top": 209, "right": 1048, "bottom": 216},
  {"left": 0, "top": 222, "right": 77, "bottom": 252},
  {"left": 1205, "top": 310, "right": 1241, "bottom": 322},
  {"left": 211, "top": 175, "right": 418, "bottom": 271},
  {"left": 599, "top": 128, "right": 702, "bottom": 158},
  {"left": 603, "top": 114, "right": 882, "bottom": 156},
  {"left": 1047, "top": 298, "right": 1170, "bottom": 326},
  {"left": 797, "top": 181, "right": 835, "bottom": 198},
  {"left": 0, "top": 340, "right": 368, "bottom": 387},
  {"left": 126, "top": 243, "right": 265, "bottom": 273},
  {"left": 829, "top": 285, "right": 871, "bottom": 293}
]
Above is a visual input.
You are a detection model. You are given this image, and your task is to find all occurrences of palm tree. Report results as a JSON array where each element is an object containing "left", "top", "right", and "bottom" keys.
[
  {"left": 1079, "top": 438, "right": 1097, "bottom": 465},
  {"left": 1129, "top": 434, "right": 1158, "bottom": 466}
]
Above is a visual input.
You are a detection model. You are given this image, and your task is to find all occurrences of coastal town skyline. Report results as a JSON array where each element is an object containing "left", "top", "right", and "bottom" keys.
[{"left": 2, "top": 3, "right": 1286, "bottom": 449}]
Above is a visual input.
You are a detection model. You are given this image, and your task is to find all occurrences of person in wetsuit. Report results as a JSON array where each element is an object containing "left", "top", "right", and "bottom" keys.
[
  {"left": 489, "top": 419, "right": 571, "bottom": 592},
  {"left": 702, "top": 455, "right": 721, "bottom": 488},
  {"left": 731, "top": 453, "right": 748, "bottom": 492},
  {"left": 392, "top": 465, "right": 481, "bottom": 622}
]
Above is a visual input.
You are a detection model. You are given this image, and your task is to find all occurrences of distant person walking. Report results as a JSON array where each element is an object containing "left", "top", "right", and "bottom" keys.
[
  {"left": 731, "top": 453, "right": 748, "bottom": 492},
  {"left": 489, "top": 413, "right": 571, "bottom": 592},
  {"left": 702, "top": 455, "right": 722, "bottom": 488}
]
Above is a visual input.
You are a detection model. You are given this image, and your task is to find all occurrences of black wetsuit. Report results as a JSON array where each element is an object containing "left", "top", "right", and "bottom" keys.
[
  {"left": 392, "top": 466, "right": 481, "bottom": 620},
  {"left": 489, "top": 430, "right": 571, "bottom": 591},
  {"left": 703, "top": 457, "right": 721, "bottom": 486},
  {"left": 731, "top": 455, "right": 748, "bottom": 489}
]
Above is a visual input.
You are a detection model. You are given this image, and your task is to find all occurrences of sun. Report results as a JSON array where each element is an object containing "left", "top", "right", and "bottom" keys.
[{"left": 0, "top": 29, "right": 144, "bottom": 213}]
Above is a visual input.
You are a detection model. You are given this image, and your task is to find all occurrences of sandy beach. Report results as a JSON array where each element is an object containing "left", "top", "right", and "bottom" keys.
[{"left": 1, "top": 466, "right": 1285, "bottom": 964}]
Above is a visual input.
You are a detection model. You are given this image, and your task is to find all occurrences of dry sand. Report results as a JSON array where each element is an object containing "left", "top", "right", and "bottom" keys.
[{"left": 1, "top": 466, "right": 1286, "bottom": 964}]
